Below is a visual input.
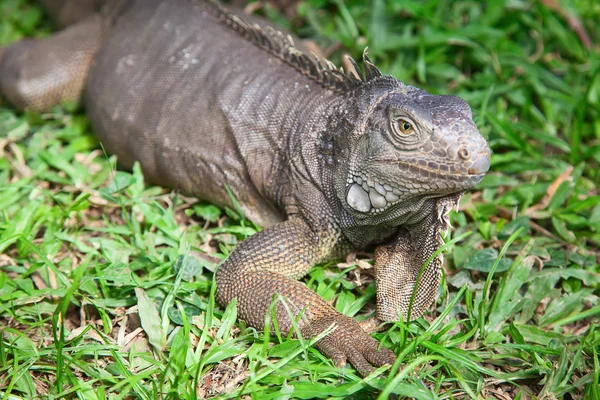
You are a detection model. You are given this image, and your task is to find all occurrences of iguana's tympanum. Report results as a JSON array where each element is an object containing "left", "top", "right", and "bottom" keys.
[{"left": 0, "top": 0, "right": 490, "bottom": 376}]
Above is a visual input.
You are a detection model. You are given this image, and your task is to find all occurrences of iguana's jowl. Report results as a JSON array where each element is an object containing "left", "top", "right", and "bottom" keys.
[{"left": 346, "top": 173, "right": 404, "bottom": 213}]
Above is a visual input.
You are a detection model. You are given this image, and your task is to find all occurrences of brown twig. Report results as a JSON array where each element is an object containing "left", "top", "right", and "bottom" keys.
[{"left": 541, "top": 0, "right": 593, "bottom": 49}]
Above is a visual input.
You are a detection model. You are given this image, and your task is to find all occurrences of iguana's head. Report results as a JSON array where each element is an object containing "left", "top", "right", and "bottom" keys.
[{"left": 329, "top": 65, "right": 490, "bottom": 225}]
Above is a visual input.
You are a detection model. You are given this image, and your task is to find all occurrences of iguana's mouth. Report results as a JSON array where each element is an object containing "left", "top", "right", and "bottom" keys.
[{"left": 371, "top": 159, "right": 488, "bottom": 178}]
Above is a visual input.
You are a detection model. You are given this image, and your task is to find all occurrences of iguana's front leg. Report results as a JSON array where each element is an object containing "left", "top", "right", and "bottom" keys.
[
  {"left": 374, "top": 195, "right": 458, "bottom": 321},
  {"left": 215, "top": 218, "right": 396, "bottom": 376}
]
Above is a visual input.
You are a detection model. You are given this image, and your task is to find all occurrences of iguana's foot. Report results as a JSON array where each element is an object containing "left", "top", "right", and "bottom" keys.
[{"left": 303, "top": 315, "right": 396, "bottom": 377}]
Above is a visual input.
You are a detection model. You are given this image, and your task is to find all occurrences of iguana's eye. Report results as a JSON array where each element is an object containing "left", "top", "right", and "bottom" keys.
[
  {"left": 388, "top": 110, "right": 420, "bottom": 146},
  {"left": 395, "top": 118, "right": 414, "bottom": 135}
]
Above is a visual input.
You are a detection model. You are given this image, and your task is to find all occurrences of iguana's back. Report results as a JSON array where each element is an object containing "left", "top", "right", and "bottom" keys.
[{"left": 87, "top": 0, "right": 338, "bottom": 226}]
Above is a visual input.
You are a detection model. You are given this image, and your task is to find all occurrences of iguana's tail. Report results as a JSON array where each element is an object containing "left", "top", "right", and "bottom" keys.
[{"left": 0, "top": 15, "right": 102, "bottom": 112}]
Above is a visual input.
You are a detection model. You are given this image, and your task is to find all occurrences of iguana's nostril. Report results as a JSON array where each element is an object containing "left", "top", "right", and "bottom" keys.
[{"left": 458, "top": 147, "right": 470, "bottom": 160}]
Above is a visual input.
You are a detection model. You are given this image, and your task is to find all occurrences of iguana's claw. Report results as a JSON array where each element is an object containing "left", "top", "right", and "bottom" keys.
[{"left": 302, "top": 315, "right": 396, "bottom": 377}]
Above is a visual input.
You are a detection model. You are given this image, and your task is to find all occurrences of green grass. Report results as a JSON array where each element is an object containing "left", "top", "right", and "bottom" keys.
[{"left": 1, "top": 0, "right": 599, "bottom": 398}]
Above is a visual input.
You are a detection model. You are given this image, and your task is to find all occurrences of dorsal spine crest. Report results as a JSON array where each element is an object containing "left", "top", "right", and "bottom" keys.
[{"left": 199, "top": 0, "right": 383, "bottom": 93}]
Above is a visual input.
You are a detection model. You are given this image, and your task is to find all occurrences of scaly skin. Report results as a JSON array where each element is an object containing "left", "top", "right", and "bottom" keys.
[{"left": 0, "top": 0, "right": 491, "bottom": 376}]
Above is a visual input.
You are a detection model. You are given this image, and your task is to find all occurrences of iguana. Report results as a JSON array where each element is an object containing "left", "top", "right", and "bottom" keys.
[{"left": 0, "top": 0, "right": 491, "bottom": 376}]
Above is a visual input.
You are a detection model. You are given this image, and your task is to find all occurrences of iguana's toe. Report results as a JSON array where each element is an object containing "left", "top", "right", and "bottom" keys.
[
  {"left": 303, "top": 314, "right": 396, "bottom": 377},
  {"left": 363, "top": 339, "right": 397, "bottom": 367}
]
